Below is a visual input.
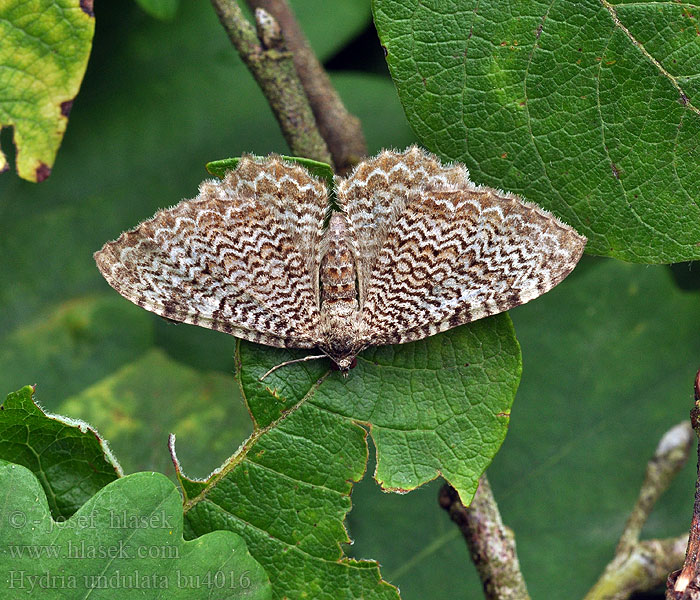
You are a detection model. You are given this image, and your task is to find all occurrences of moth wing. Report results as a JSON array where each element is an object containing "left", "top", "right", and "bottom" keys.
[
  {"left": 336, "top": 147, "right": 585, "bottom": 346},
  {"left": 95, "top": 156, "right": 328, "bottom": 348}
]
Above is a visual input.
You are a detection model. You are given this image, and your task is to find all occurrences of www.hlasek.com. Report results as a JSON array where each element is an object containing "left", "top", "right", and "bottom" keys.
[
  {"left": 4, "top": 507, "right": 254, "bottom": 592},
  {"left": 9, "top": 539, "right": 178, "bottom": 560}
]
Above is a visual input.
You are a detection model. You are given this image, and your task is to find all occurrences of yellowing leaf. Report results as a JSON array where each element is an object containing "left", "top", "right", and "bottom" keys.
[{"left": 0, "top": 0, "right": 95, "bottom": 182}]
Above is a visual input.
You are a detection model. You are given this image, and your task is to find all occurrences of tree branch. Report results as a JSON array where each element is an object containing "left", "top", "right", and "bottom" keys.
[
  {"left": 584, "top": 419, "right": 693, "bottom": 600},
  {"left": 618, "top": 421, "right": 694, "bottom": 554},
  {"left": 439, "top": 476, "right": 530, "bottom": 600},
  {"left": 667, "top": 368, "right": 700, "bottom": 599},
  {"left": 210, "top": 0, "right": 333, "bottom": 165},
  {"left": 439, "top": 418, "right": 692, "bottom": 600},
  {"left": 586, "top": 536, "right": 687, "bottom": 600},
  {"left": 245, "top": 0, "right": 367, "bottom": 173}
]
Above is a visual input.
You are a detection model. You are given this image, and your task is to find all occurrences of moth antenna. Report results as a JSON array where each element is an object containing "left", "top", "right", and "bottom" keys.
[{"left": 259, "top": 354, "right": 327, "bottom": 381}]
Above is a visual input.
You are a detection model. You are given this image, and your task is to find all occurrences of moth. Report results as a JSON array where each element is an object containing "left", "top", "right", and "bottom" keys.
[{"left": 95, "top": 147, "right": 586, "bottom": 377}]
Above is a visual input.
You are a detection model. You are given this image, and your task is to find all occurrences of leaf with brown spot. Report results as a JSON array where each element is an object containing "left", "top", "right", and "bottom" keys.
[{"left": 0, "top": 0, "right": 95, "bottom": 182}]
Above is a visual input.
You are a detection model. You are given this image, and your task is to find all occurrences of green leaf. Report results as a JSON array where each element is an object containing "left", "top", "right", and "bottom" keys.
[
  {"left": 0, "top": 0, "right": 95, "bottom": 182},
  {"left": 183, "top": 317, "right": 518, "bottom": 598},
  {"left": 207, "top": 155, "right": 335, "bottom": 190},
  {"left": 346, "top": 259, "right": 700, "bottom": 599},
  {"left": 182, "top": 385, "right": 399, "bottom": 600},
  {"left": 134, "top": 0, "right": 179, "bottom": 20},
  {"left": 0, "top": 386, "right": 120, "bottom": 521},
  {"left": 177, "top": 474, "right": 207, "bottom": 504},
  {"left": 58, "top": 348, "right": 253, "bottom": 480},
  {"left": 241, "top": 317, "right": 519, "bottom": 501},
  {"left": 373, "top": 0, "right": 700, "bottom": 263},
  {"left": 0, "top": 463, "right": 272, "bottom": 599}
]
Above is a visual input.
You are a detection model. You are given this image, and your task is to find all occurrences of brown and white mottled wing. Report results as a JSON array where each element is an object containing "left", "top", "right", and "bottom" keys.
[
  {"left": 94, "top": 156, "right": 327, "bottom": 348},
  {"left": 335, "top": 146, "right": 471, "bottom": 305},
  {"left": 338, "top": 148, "right": 586, "bottom": 347}
]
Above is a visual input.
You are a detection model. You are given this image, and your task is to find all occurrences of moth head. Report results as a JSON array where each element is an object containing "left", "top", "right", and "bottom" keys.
[
  {"left": 332, "top": 355, "right": 357, "bottom": 377},
  {"left": 319, "top": 335, "right": 363, "bottom": 377}
]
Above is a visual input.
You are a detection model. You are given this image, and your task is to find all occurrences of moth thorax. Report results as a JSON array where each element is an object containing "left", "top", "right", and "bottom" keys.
[{"left": 320, "top": 213, "right": 358, "bottom": 312}]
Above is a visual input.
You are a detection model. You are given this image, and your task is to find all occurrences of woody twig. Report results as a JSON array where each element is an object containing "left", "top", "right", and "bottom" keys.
[
  {"left": 666, "top": 369, "right": 700, "bottom": 599},
  {"left": 585, "top": 420, "right": 692, "bottom": 600},
  {"left": 210, "top": 0, "right": 333, "bottom": 165},
  {"left": 245, "top": 0, "right": 367, "bottom": 173},
  {"left": 439, "top": 475, "right": 530, "bottom": 600}
]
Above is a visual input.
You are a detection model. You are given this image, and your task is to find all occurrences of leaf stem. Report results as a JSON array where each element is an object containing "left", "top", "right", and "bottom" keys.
[
  {"left": 210, "top": 0, "right": 333, "bottom": 165},
  {"left": 245, "top": 0, "right": 367, "bottom": 173},
  {"left": 439, "top": 476, "right": 531, "bottom": 600}
]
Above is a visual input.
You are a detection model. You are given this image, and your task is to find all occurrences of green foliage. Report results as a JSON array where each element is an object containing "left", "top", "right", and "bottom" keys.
[
  {"left": 182, "top": 317, "right": 518, "bottom": 598},
  {"left": 373, "top": 0, "right": 700, "bottom": 263},
  {"left": 184, "top": 435, "right": 398, "bottom": 599},
  {"left": 238, "top": 317, "right": 519, "bottom": 503},
  {"left": 1, "top": 1, "right": 699, "bottom": 599},
  {"left": 0, "top": 463, "right": 272, "bottom": 599},
  {"left": 0, "top": 386, "right": 120, "bottom": 520},
  {"left": 183, "top": 356, "right": 398, "bottom": 599},
  {"left": 0, "top": 0, "right": 95, "bottom": 181}
]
